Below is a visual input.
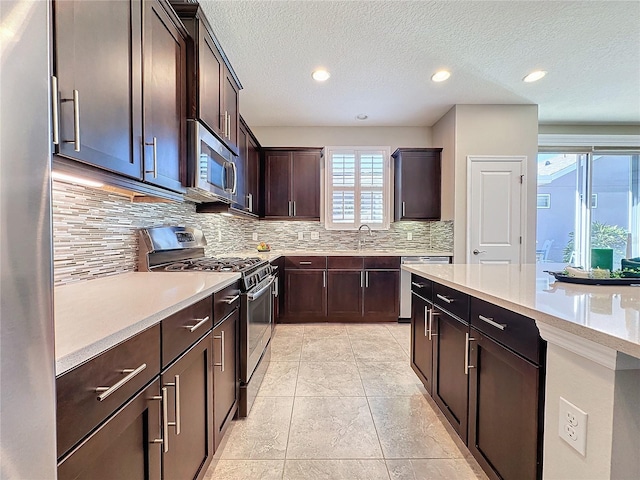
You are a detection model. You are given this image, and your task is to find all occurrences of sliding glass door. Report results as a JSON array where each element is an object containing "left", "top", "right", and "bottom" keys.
[{"left": 536, "top": 152, "right": 640, "bottom": 268}]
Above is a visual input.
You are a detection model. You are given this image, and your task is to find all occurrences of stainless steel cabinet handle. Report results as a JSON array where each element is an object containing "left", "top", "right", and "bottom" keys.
[
  {"left": 293, "top": 201, "right": 296, "bottom": 216},
  {"left": 223, "top": 111, "right": 228, "bottom": 138},
  {"left": 365, "top": 271, "right": 369, "bottom": 288},
  {"left": 224, "top": 295, "right": 240, "bottom": 305},
  {"left": 323, "top": 271, "right": 326, "bottom": 288},
  {"left": 150, "top": 394, "right": 165, "bottom": 450},
  {"left": 478, "top": 314, "right": 506, "bottom": 330},
  {"left": 248, "top": 193, "right": 253, "bottom": 212},
  {"left": 184, "top": 316, "right": 210, "bottom": 333},
  {"left": 472, "top": 249, "right": 487, "bottom": 255},
  {"left": 402, "top": 201, "right": 406, "bottom": 217},
  {"left": 411, "top": 281, "right": 424, "bottom": 288},
  {"left": 424, "top": 306, "right": 428, "bottom": 337},
  {"left": 299, "top": 261, "right": 312, "bottom": 265},
  {"left": 144, "top": 137, "right": 158, "bottom": 178},
  {"left": 96, "top": 363, "right": 147, "bottom": 401},
  {"left": 227, "top": 113, "right": 231, "bottom": 139},
  {"left": 164, "top": 375, "right": 181, "bottom": 434},
  {"left": 51, "top": 76, "right": 59, "bottom": 145},
  {"left": 161, "top": 387, "right": 170, "bottom": 452},
  {"left": 436, "top": 293, "right": 453, "bottom": 304},
  {"left": 465, "top": 332, "right": 475, "bottom": 375},
  {"left": 62, "top": 89, "right": 80, "bottom": 151},
  {"left": 213, "top": 330, "right": 225, "bottom": 372},
  {"left": 361, "top": 271, "right": 365, "bottom": 288},
  {"left": 288, "top": 201, "right": 292, "bottom": 216}
]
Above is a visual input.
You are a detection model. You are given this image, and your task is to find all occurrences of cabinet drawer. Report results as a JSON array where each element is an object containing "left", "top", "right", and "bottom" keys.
[
  {"left": 470, "top": 297, "right": 542, "bottom": 365},
  {"left": 214, "top": 282, "right": 240, "bottom": 325},
  {"left": 56, "top": 324, "right": 161, "bottom": 459},
  {"left": 364, "top": 256, "right": 400, "bottom": 269},
  {"left": 433, "top": 282, "right": 469, "bottom": 322},
  {"left": 410, "top": 274, "right": 432, "bottom": 301},
  {"left": 328, "top": 256, "right": 363, "bottom": 270},
  {"left": 162, "top": 296, "right": 213, "bottom": 369},
  {"left": 285, "top": 256, "right": 327, "bottom": 269}
]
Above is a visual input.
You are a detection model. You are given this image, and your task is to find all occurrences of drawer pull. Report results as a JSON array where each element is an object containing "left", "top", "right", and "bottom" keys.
[
  {"left": 184, "top": 316, "right": 210, "bottom": 332},
  {"left": 411, "top": 281, "right": 425, "bottom": 288},
  {"left": 478, "top": 314, "right": 506, "bottom": 331},
  {"left": 436, "top": 293, "right": 453, "bottom": 304},
  {"left": 96, "top": 363, "right": 147, "bottom": 402},
  {"left": 465, "top": 332, "right": 476, "bottom": 375},
  {"left": 299, "top": 261, "right": 312, "bottom": 265},
  {"left": 213, "top": 330, "right": 225, "bottom": 372},
  {"left": 224, "top": 295, "right": 240, "bottom": 305}
]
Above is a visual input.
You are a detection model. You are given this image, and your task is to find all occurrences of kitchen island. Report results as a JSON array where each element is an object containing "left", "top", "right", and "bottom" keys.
[{"left": 403, "top": 263, "right": 640, "bottom": 480}]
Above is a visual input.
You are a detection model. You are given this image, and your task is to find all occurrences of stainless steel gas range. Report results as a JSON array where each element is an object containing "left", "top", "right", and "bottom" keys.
[{"left": 138, "top": 225, "right": 274, "bottom": 417}]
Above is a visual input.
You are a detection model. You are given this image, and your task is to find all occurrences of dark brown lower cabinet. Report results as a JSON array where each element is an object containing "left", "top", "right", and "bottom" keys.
[
  {"left": 285, "top": 269, "right": 327, "bottom": 318},
  {"left": 468, "top": 328, "right": 542, "bottom": 480},
  {"left": 410, "top": 292, "right": 434, "bottom": 394},
  {"left": 213, "top": 309, "right": 239, "bottom": 450},
  {"left": 363, "top": 269, "right": 399, "bottom": 318},
  {"left": 327, "top": 270, "right": 363, "bottom": 317},
  {"left": 57, "top": 379, "right": 162, "bottom": 480},
  {"left": 432, "top": 305, "right": 469, "bottom": 443},
  {"left": 162, "top": 333, "right": 213, "bottom": 480}
]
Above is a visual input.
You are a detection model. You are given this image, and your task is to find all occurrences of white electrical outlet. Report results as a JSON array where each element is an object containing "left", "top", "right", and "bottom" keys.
[
  {"left": 407, "top": 232, "right": 413, "bottom": 241},
  {"left": 252, "top": 233, "right": 258, "bottom": 241},
  {"left": 298, "top": 232, "right": 304, "bottom": 240},
  {"left": 311, "top": 231, "right": 319, "bottom": 240},
  {"left": 558, "top": 397, "right": 588, "bottom": 456}
]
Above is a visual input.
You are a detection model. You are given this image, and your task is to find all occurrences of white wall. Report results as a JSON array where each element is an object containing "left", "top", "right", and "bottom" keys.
[
  {"left": 432, "top": 105, "right": 538, "bottom": 263},
  {"left": 539, "top": 124, "right": 640, "bottom": 135},
  {"left": 251, "top": 126, "right": 432, "bottom": 152},
  {"left": 431, "top": 106, "right": 456, "bottom": 221}
]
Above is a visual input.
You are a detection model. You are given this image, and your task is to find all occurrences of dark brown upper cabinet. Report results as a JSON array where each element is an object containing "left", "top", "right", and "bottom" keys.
[
  {"left": 143, "top": 0, "right": 187, "bottom": 192},
  {"left": 53, "top": 0, "right": 187, "bottom": 194},
  {"left": 233, "top": 116, "right": 260, "bottom": 215},
  {"left": 263, "top": 148, "right": 322, "bottom": 219},
  {"left": 53, "top": 0, "right": 143, "bottom": 179},
  {"left": 393, "top": 148, "right": 442, "bottom": 220},
  {"left": 171, "top": 2, "right": 242, "bottom": 155}
]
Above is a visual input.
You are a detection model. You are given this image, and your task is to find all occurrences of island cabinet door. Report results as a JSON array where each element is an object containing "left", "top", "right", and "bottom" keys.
[
  {"left": 468, "top": 329, "right": 542, "bottom": 480},
  {"left": 432, "top": 306, "right": 469, "bottom": 443},
  {"left": 57, "top": 379, "right": 161, "bottom": 480},
  {"left": 162, "top": 334, "right": 213, "bottom": 480},
  {"left": 410, "top": 293, "right": 434, "bottom": 394}
]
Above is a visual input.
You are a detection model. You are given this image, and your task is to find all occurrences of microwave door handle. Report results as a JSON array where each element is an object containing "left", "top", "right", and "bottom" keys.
[{"left": 231, "top": 161, "right": 238, "bottom": 195}]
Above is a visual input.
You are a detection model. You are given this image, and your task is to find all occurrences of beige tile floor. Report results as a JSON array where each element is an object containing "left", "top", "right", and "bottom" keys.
[{"left": 204, "top": 323, "right": 488, "bottom": 480}]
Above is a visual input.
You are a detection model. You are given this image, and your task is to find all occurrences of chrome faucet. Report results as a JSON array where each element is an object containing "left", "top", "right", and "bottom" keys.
[{"left": 357, "top": 224, "right": 372, "bottom": 250}]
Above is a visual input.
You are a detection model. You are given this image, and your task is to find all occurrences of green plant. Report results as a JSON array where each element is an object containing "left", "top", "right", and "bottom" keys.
[{"left": 563, "top": 221, "right": 628, "bottom": 263}]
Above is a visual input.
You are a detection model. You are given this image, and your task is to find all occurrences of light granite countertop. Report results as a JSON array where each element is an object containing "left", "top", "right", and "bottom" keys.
[
  {"left": 220, "top": 250, "right": 453, "bottom": 262},
  {"left": 403, "top": 263, "right": 640, "bottom": 359},
  {"left": 54, "top": 271, "right": 240, "bottom": 376}
]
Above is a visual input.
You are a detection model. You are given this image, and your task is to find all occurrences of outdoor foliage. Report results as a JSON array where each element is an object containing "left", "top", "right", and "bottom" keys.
[{"left": 563, "top": 221, "right": 628, "bottom": 263}]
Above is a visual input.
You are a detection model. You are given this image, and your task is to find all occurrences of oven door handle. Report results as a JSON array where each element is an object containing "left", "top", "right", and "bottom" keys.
[{"left": 246, "top": 275, "right": 276, "bottom": 301}]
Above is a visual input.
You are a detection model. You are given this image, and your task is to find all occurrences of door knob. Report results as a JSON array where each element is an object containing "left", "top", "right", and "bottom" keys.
[{"left": 472, "top": 249, "right": 486, "bottom": 255}]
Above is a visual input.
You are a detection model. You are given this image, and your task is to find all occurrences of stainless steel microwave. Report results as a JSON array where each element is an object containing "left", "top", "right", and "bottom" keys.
[{"left": 185, "top": 119, "right": 237, "bottom": 203}]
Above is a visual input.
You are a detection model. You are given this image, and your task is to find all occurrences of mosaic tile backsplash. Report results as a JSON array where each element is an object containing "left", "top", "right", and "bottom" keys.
[{"left": 52, "top": 181, "right": 453, "bottom": 285}]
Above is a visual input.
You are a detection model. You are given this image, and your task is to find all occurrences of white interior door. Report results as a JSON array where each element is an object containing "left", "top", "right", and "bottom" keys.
[{"left": 467, "top": 156, "right": 525, "bottom": 264}]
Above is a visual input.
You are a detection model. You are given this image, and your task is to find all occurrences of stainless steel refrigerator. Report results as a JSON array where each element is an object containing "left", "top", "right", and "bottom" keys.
[{"left": 0, "top": 0, "right": 57, "bottom": 478}]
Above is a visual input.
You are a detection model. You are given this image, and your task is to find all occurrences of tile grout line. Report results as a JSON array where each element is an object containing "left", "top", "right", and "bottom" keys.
[{"left": 346, "top": 326, "right": 391, "bottom": 479}]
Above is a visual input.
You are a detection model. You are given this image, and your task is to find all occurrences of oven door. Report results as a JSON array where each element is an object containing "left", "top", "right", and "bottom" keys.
[{"left": 241, "top": 275, "right": 275, "bottom": 382}]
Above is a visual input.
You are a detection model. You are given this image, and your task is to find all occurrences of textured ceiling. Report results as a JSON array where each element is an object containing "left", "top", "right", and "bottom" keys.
[{"left": 198, "top": 0, "right": 640, "bottom": 127}]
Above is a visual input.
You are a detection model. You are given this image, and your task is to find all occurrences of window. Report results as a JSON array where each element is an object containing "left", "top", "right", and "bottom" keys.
[
  {"left": 324, "top": 146, "right": 391, "bottom": 230},
  {"left": 536, "top": 152, "right": 640, "bottom": 267},
  {"left": 537, "top": 194, "right": 551, "bottom": 208}
]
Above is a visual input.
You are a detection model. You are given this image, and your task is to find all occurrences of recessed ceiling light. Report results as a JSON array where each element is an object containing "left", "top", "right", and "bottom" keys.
[
  {"left": 431, "top": 70, "right": 451, "bottom": 82},
  {"left": 356, "top": 114, "right": 368, "bottom": 120},
  {"left": 523, "top": 70, "right": 547, "bottom": 82},
  {"left": 312, "top": 69, "right": 331, "bottom": 82},
  {"left": 52, "top": 171, "right": 104, "bottom": 188}
]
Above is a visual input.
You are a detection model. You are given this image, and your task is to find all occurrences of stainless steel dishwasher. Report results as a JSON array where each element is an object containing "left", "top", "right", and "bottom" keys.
[{"left": 400, "top": 256, "right": 451, "bottom": 320}]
